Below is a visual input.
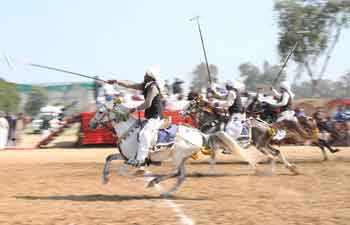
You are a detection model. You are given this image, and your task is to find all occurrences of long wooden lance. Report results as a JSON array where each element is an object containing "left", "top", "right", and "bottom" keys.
[
  {"left": 272, "top": 31, "right": 310, "bottom": 85},
  {"left": 28, "top": 63, "right": 107, "bottom": 83},
  {"left": 272, "top": 40, "right": 299, "bottom": 85},
  {"left": 2, "top": 54, "right": 107, "bottom": 82},
  {"left": 190, "top": 16, "right": 212, "bottom": 85}
]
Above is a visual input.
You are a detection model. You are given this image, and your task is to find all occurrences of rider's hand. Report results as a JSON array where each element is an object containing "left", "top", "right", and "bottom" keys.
[{"left": 107, "top": 80, "right": 118, "bottom": 84}]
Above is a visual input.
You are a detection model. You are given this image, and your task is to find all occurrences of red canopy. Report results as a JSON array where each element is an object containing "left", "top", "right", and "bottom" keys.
[{"left": 326, "top": 98, "right": 350, "bottom": 109}]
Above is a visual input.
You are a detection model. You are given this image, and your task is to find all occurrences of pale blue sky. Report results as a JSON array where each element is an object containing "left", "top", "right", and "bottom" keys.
[{"left": 0, "top": 0, "right": 349, "bottom": 84}]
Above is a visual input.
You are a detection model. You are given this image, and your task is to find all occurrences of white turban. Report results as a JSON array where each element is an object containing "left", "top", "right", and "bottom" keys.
[
  {"left": 279, "top": 81, "right": 294, "bottom": 98},
  {"left": 226, "top": 80, "right": 245, "bottom": 92},
  {"left": 146, "top": 65, "right": 160, "bottom": 80},
  {"left": 145, "top": 65, "right": 165, "bottom": 94}
]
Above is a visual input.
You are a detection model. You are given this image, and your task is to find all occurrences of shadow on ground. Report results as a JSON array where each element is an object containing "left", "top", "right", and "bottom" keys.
[{"left": 14, "top": 194, "right": 208, "bottom": 202}]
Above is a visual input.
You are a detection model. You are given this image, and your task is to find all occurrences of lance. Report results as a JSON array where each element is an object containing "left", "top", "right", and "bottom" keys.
[
  {"left": 28, "top": 63, "right": 107, "bottom": 83},
  {"left": 190, "top": 16, "right": 212, "bottom": 85},
  {"left": 2, "top": 54, "right": 107, "bottom": 83},
  {"left": 272, "top": 41, "right": 299, "bottom": 85},
  {"left": 272, "top": 31, "right": 310, "bottom": 85}
]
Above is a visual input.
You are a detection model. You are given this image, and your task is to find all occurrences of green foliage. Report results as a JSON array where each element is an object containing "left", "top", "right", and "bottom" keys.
[
  {"left": 24, "top": 87, "right": 48, "bottom": 116},
  {"left": 239, "top": 61, "right": 287, "bottom": 90},
  {"left": 0, "top": 78, "right": 20, "bottom": 113},
  {"left": 275, "top": 0, "right": 350, "bottom": 62},
  {"left": 274, "top": 0, "right": 350, "bottom": 95},
  {"left": 191, "top": 62, "right": 219, "bottom": 91}
]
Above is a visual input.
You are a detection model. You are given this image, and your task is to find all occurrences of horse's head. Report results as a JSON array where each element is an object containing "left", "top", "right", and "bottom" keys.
[
  {"left": 246, "top": 98, "right": 266, "bottom": 117},
  {"left": 89, "top": 97, "right": 130, "bottom": 130},
  {"left": 180, "top": 94, "right": 204, "bottom": 117}
]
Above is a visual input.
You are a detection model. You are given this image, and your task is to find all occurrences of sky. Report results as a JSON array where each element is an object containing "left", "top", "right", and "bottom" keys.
[{"left": 0, "top": 0, "right": 349, "bottom": 85}]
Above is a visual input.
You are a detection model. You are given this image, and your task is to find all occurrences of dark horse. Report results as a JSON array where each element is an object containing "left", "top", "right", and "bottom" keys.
[{"left": 246, "top": 98, "right": 340, "bottom": 160}]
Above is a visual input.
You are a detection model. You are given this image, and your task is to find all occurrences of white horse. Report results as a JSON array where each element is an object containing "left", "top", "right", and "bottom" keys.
[{"left": 88, "top": 99, "right": 256, "bottom": 196}]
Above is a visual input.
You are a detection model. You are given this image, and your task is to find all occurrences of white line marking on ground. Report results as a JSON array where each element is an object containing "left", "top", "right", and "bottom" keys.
[{"left": 143, "top": 171, "right": 195, "bottom": 225}]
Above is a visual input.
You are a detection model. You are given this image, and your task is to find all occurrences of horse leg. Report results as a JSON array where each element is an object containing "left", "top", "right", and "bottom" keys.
[
  {"left": 102, "top": 153, "right": 124, "bottom": 184},
  {"left": 268, "top": 144, "right": 298, "bottom": 175},
  {"left": 319, "top": 139, "right": 340, "bottom": 153},
  {"left": 215, "top": 131, "right": 257, "bottom": 171},
  {"left": 208, "top": 148, "right": 217, "bottom": 174},
  {"left": 314, "top": 141, "right": 328, "bottom": 161},
  {"left": 147, "top": 159, "right": 187, "bottom": 197},
  {"left": 147, "top": 171, "right": 180, "bottom": 188},
  {"left": 162, "top": 159, "right": 187, "bottom": 197}
]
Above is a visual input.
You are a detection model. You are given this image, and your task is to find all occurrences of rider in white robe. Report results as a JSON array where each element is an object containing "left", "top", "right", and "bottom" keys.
[
  {"left": 108, "top": 66, "right": 164, "bottom": 167},
  {"left": 0, "top": 111, "right": 9, "bottom": 150},
  {"left": 262, "top": 81, "right": 296, "bottom": 122},
  {"left": 210, "top": 80, "right": 246, "bottom": 140}
]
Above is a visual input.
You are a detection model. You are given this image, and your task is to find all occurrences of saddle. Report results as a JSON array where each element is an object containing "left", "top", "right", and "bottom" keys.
[{"left": 152, "top": 124, "right": 178, "bottom": 151}]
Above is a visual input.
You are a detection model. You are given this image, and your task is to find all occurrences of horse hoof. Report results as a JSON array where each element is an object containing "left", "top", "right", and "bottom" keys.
[
  {"left": 331, "top": 149, "right": 340, "bottom": 153},
  {"left": 134, "top": 169, "right": 146, "bottom": 176},
  {"left": 147, "top": 181, "right": 155, "bottom": 188},
  {"left": 222, "top": 150, "right": 232, "bottom": 155},
  {"left": 160, "top": 192, "right": 172, "bottom": 198},
  {"left": 102, "top": 176, "right": 109, "bottom": 185},
  {"left": 289, "top": 165, "right": 299, "bottom": 175}
]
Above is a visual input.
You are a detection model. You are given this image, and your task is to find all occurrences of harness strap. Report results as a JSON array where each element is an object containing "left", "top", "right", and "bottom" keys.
[{"left": 137, "top": 111, "right": 143, "bottom": 143}]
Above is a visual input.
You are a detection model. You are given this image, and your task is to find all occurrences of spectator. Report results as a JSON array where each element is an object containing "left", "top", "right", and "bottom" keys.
[
  {"left": 164, "top": 80, "right": 171, "bottom": 95},
  {"left": 334, "top": 106, "right": 346, "bottom": 122},
  {"left": 172, "top": 78, "right": 184, "bottom": 95},
  {"left": 40, "top": 114, "right": 52, "bottom": 139},
  {"left": 0, "top": 111, "right": 9, "bottom": 149},
  {"left": 15, "top": 113, "right": 25, "bottom": 145},
  {"left": 6, "top": 114, "right": 17, "bottom": 146},
  {"left": 96, "top": 83, "right": 119, "bottom": 105}
]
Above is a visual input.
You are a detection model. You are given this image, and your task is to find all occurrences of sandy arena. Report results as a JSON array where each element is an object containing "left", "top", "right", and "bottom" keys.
[{"left": 0, "top": 134, "right": 350, "bottom": 225}]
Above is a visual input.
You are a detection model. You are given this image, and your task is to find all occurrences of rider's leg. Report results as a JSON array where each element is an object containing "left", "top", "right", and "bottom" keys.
[
  {"left": 225, "top": 114, "right": 243, "bottom": 140},
  {"left": 136, "top": 118, "right": 163, "bottom": 162}
]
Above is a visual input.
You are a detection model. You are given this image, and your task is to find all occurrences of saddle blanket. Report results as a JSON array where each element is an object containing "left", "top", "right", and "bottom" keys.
[{"left": 156, "top": 124, "right": 178, "bottom": 145}]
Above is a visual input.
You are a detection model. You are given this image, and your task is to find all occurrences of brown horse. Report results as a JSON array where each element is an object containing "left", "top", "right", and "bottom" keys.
[
  {"left": 182, "top": 96, "right": 299, "bottom": 174},
  {"left": 246, "top": 99, "right": 340, "bottom": 160}
]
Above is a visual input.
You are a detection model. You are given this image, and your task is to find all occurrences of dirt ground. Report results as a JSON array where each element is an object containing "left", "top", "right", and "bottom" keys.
[{"left": 0, "top": 134, "right": 350, "bottom": 225}]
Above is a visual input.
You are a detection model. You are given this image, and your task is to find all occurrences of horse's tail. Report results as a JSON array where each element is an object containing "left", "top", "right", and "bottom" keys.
[
  {"left": 213, "top": 131, "right": 262, "bottom": 167},
  {"left": 275, "top": 120, "right": 312, "bottom": 140}
]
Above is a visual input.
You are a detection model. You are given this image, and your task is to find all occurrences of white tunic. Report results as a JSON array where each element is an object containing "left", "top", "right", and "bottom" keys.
[{"left": 0, "top": 118, "right": 9, "bottom": 149}]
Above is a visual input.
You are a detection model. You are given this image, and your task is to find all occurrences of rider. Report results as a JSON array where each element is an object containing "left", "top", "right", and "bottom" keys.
[
  {"left": 108, "top": 66, "right": 164, "bottom": 167},
  {"left": 262, "top": 81, "right": 314, "bottom": 141},
  {"left": 210, "top": 80, "right": 245, "bottom": 140},
  {"left": 263, "top": 81, "right": 296, "bottom": 122}
]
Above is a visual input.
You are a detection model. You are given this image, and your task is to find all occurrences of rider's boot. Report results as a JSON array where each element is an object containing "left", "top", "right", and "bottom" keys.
[{"left": 125, "top": 158, "right": 146, "bottom": 167}]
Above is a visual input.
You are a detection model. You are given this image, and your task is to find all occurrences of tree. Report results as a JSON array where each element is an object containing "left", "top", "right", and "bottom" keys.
[
  {"left": 239, "top": 61, "right": 287, "bottom": 90},
  {"left": 0, "top": 78, "right": 20, "bottom": 113},
  {"left": 274, "top": 0, "right": 350, "bottom": 96},
  {"left": 292, "top": 73, "right": 350, "bottom": 99},
  {"left": 24, "top": 87, "right": 48, "bottom": 116},
  {"left": 191, "top": 62, "right": 218, "bottom": 91}
]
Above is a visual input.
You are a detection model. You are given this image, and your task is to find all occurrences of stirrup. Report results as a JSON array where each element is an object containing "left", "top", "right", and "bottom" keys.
[{"left": 125, "top": 159, "right": 145, "bottom": 167}]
